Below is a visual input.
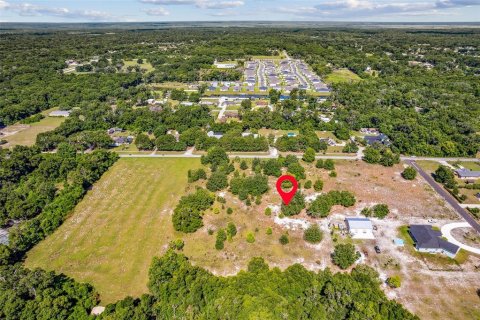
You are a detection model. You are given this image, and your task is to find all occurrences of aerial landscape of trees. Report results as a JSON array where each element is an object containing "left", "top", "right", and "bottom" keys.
[
  {"left": 98, "top": 251, "right": 417, "bottom": 319},
  {"left": 1, "top": 24, "right": 479, "bottom": 318},
  {"left": 1, "top": 27, "right": 478, "bottom": 156}
]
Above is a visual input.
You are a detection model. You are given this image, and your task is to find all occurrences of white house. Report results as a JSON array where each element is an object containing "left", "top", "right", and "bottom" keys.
[
  {"left": 49, "top": 110, "right": 71, "bottom": 117},
  {"left": 207, "top": 131, "right": 223, "bottom": 139},
  {"left": 214, "top": 60, "right": 237, "bottom": 69},
  {"left": 345, "top": 217, "right": 374, "bottom": 239}
]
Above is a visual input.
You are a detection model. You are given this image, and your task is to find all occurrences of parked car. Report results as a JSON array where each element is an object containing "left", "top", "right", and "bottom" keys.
[{"left": 374, "top": 246, "right": 381, "bottom": 254}]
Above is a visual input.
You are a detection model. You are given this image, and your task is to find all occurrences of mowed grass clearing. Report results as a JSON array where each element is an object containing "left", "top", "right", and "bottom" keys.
[
  {"left": 325, "top": 68, "right": 361, "bottom": 84},
  {"left": 25, "top": 158, "right": 201, "bottom": 304},
  {"left": 2, "top": 116, "right": 65, "bottom": 147},
  {"left": 123, "top": 59, "right": 154, "bottom": 73}
]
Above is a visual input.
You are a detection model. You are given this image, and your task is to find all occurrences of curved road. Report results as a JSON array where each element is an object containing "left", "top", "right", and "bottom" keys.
[{"left": 441, "top": 222, "right": 480, "bottom": 255}]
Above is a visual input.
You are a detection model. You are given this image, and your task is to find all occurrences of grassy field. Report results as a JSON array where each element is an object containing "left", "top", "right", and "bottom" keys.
[
  {"left": 26, "top": 158, "right": 201, "bottom": 304},
  {"left": 326, "top": 146, "right": 347, "bottom": 154},
  {"left": 325, "top": 68, "right": 361, "bottom": 84},
  {"left": 151, "top": 82, "right": 191, "bottom": 90},
  {"left": 258, "top": 128, "right": 299, "bottom": 137},
  {"left": 24, "top": 157, "right": 477, "bottom": 319},
  {"left": 251, "top": 54, "right": 285, "bottom": 60},
  {"left": 416, "top": 160, "right": 441, "bottom": 172},
  {"left": 459, "top": 188, "right": 480, "bottom": 204},
  {"left": 315, "top": 131, "right": 337, "bottom": 140},
  {"left": 123, "top": 59, "right": 154, "bottom": 72},
  {"left": 2, "top": 115, "right": 65, "bottom": 147},
  {"left": 449, "top": 161, "right": 480, "bottom": 171}
]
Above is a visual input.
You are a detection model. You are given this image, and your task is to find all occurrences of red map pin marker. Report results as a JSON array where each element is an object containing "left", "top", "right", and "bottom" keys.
[{"left": 276, "top": 175, "right": 298, "bottom": 206}]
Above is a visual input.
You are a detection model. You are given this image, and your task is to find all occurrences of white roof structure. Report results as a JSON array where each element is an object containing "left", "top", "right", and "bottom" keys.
[
  {"left": 49, "top": 110, "right": 71, "bottom": 117},
  {"left": 91, "top": 306, "right": 105, "bottom": 315},
  {"left": 345, "top": 217, "right": 374, "bottom": 239},
  {"left": 207, "top": 131, "right": 223, "bottom": 139}
]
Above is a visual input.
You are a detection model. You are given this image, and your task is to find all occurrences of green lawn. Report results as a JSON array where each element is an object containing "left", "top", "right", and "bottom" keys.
[
  {"left": 251, "top": 54, "right": 285, "bottom": 60},
  {"left": 123, "top": 59, "right": 154, "bottom": 73},
  {"left": 258, "top": 128, "right": 299, "bottom": 137},
  {"left": 3, "top": 115, "right": 65, "bottom": 147},
  {"left": 25, "top": 158, "right": 201, "bottom": 304},
  {"left": 325, "top": 69, "right": 361, "bottom": 84},
  {"left": 315, "top": 131, "right": 337, "bottom": 139},
  {"left": 416, "top": 160, "right": 440, "bottom": 173},
  {"left": 448, "top": 161, "right": 480, "bottom": 171},
  {"left": 326, "top": 146, "right": 347, "bottom": 154},
  {"left": 398, "top": 226, "right": 467, "bottom": 266}
]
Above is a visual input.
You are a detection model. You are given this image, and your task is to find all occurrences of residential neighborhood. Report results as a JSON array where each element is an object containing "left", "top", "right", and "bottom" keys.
[
  {"left": 207, "top": 57, "right": 331, "bottom": 95},
  {"left": 1, "top": 12, "right": 480, "bottom": 320}
]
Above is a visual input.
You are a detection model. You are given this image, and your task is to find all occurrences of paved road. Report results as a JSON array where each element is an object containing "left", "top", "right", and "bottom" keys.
[
  {"left": 118, "top": 151, "right": 479, "bottom": 163},
  {"left": 118, "top": 153, "right": 359, "bottom": 160},
  {"left": 402, "top": 156, "right": 479, "bottom": 162},
  {"left": 441, "top": 222, "right": 480, "bottom": 254},
  {"left": 217, "top": 97, "right": 227, "bottom": 120},
  {"left": 406, "top": 160, "right": 480, "bottom": 234}
]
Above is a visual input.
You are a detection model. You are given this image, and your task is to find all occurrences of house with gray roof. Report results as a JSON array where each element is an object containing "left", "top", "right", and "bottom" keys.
[
  {"left": 408, "top": 225, "right": 460, "bottom": 258},
  {"left": 364, "top": 133, "right": 391, "bottom": 147},
  {"left": 455, "top": 168, "right": 480, "bottom": 180}
]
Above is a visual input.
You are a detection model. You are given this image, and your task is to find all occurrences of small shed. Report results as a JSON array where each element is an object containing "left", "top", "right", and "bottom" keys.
[
  {"left": 91, "top": 306, "right": 105, "bottom": 316},
  {"left": 345, "top": 217, "right": 374, "bottom": 239}
]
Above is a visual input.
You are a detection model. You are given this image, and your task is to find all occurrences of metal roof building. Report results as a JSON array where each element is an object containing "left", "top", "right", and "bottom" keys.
[{"left": 345, "top": 217, "right": 374, "bottom": 239}]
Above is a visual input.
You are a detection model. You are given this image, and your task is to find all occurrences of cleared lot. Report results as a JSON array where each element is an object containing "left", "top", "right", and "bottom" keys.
[
  {"left": 26, "top": 158, "right": 201, "bottom": 303},
  {"left": 1, "top": 116, "right": 65, "bottom": 147},
  {"left": 25, "top": 159, "right": 480, "bottom": 318}
]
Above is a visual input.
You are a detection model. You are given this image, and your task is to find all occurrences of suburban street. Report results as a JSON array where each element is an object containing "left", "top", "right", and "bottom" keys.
[
  {"left": 406, "top": 160, "right": 480, "bottom": 233},
  {"left": 119, "top": 148, "right": 480, "bottom": 163}
]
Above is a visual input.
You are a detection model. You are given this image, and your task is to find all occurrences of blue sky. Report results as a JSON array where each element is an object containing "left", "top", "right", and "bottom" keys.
[{"left": 0, "top": 0, "right": 479, "bottom": 22}]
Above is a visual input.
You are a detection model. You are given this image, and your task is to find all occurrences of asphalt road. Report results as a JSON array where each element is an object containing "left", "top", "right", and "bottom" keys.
[
  {"left": 406, "top": 160, "right": 480, "bottom": 234},
  {"left": 118, "top": 151, "right": 479, "bottom": 162}
]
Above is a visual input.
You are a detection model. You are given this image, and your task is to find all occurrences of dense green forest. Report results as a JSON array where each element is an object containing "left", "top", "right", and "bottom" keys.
[
  {"left": 99, "top": 251, "right": 418, "bottom": 320},
  {"left": 0, "top": 145, "right": 118, "bottom": 261}
]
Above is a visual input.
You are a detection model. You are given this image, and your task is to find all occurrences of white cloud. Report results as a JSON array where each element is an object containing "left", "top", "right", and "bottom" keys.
[
  {"left": 278, "top": 0, "right": 480, "bottom": 19},
  {"left": 140, "top": 0, "right": 196, "bottom": 4},
  {"left": 208, "top": 9, "right": 238, "bottom": 16},
  {"left": 144, "top": 7, "right": 170, "bottom": 15},
  {"left": 0, "top": 0, "right": 9, "bottom": 10},
  {"left": 140, "top": 0, "right": 245, "bottom": 9},
  {"left": 1, "top": 2, "right": 113, "bottom": 20},
  {"left": 197, "top": 1, "right": 244, "bottom": 9}
]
